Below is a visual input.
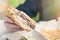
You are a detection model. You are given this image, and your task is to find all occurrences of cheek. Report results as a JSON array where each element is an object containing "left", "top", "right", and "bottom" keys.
[
  {"left": 0, "top": 0, "right": 7, "bottom": 10},
  {"left": 0, "top": 0, "right": 8, "bottom": 19}
]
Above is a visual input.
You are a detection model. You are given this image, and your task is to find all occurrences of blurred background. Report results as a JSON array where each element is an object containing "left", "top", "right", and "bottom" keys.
[{"left": 0, "top": 0, "right": 60, "bottom": 21}]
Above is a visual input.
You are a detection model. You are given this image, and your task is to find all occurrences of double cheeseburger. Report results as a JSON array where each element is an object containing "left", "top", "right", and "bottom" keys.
[{"left": 4, "top": 6, "right": 36, "bottom": 32}]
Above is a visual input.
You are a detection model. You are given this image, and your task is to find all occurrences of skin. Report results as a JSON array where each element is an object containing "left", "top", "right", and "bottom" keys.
[
  {"left": 55, "top": 7, "right": 60, "bottom": 21},
  {"left": 4, "top": 16, "right": 23, "bottom": 32}
]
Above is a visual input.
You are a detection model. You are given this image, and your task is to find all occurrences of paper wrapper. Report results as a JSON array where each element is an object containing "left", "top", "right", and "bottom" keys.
[
  {"left": 35, "top": 19, "right": 60, "bottom": 40},
  {"left": 0, "top": 31, "right": 26, "bottom": 40},
  {"left": 0, "top": 30, "right": 47, "bottom": 40}
]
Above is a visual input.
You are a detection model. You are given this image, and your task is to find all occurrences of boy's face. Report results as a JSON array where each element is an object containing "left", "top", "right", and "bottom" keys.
[
  {"left": 0, "top": 0, "right": 7, "bottom": 19},
  {"left": 0, "top": 0, "right": 7, "bottom": 11}
]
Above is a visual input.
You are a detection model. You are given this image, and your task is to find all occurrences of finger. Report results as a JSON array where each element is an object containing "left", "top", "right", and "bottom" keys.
[
  {"left": 4, "top": 22, "right": 23, "bottom": 30},
  {"left": 4, "top": 16, "right": 13, "bottom": 23},
  {"left": 55, "top": 18, "right": 58, "bottom": 21},
  {"left": 4, "top": 22, "right": 23, "bottom": 32},
  {"left": 4, "top": 22, "right": 23, "bottom": 31}
]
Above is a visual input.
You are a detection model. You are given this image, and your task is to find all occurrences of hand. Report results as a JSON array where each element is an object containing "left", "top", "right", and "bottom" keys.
[{"left": 4, "top": 16, "right": 23, "bottom": 32}]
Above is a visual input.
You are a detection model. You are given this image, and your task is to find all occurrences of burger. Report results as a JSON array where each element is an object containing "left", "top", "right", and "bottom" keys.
[{"left": 4, "top": 6, "right": 36, "bottom": 32}]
